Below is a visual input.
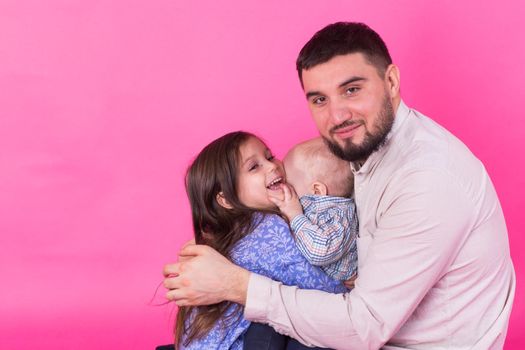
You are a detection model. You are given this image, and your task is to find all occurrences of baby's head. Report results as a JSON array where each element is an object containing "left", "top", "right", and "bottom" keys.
[{"left": 284, "top": 138, "right": 354, "bottom": 198}]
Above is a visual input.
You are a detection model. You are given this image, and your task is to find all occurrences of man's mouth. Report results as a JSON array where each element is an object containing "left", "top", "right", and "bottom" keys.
[
  {"left": 332, "top": 123, "right": 362, "bottom": 139},
  {"left": 266, "top": 177, "right": 284, "bottom": 190}
]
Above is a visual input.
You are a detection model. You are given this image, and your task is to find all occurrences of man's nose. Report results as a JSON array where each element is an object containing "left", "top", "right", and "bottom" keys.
[{"left": 329, "top": 98, "right": 352, "bottom": 124}]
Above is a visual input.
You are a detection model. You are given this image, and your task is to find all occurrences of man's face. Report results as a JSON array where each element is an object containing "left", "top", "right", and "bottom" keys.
[{"left": 301, "top": 53, "right": 396, "bottom": 162}]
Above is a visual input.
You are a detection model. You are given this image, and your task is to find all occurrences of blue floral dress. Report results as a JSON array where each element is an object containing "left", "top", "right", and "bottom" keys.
[{"left": 180, "top": 214, "right": 347, "bottom": 349}]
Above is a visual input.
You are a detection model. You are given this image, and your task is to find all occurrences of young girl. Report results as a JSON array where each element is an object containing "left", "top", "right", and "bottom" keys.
[{"left": 175, "top": 131, "right": 347, "bottom": 350}]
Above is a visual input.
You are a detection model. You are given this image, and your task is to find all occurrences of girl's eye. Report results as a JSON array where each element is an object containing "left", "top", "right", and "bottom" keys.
[
  {"left": 267, "top": 155, "right": 275, "bottom": 161},
  {"left": 249, "top": 163, "right": 259, "bottom": 171}
]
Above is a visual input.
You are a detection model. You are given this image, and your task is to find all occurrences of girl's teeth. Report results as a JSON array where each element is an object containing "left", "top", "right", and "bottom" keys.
[{"left": 267, "top": 177, "right": 283, "bottom": 188}]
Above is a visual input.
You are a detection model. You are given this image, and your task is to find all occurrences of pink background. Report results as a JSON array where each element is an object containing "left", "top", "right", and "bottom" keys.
[{"left": 0, "top": 0, "right": 523, "bottom": 349}]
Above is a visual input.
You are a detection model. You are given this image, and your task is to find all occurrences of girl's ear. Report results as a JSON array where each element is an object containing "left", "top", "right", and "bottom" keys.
[
  {"left": 216, "top": 192, "right": 233, "bottom": 209},
  {"left": 311, "top": 182, "right": 328, "bottom": 196}
]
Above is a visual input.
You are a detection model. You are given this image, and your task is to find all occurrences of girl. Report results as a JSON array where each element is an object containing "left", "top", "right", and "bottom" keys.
[{"left": 176, "top": 131, "right": 346, "bottom": 350}]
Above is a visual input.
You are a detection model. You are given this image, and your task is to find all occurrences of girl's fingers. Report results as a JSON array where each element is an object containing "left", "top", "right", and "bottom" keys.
[{"left": 282, "top": 184, "right": 292, "bottom": 201}]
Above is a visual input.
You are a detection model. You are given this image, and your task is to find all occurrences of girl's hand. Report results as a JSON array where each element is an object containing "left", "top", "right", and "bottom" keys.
[
  {"left": 268, "top": 183, "right": 303, "bottom": 221},
  {"left": 343, "top": 274, "right": 357, "bottom": 289}
]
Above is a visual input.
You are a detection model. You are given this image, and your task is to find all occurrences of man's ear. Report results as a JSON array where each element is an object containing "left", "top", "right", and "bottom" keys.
[
  {"left": 311, "top": 182, "right": 327, "bottom": 196},
  {"left": 216, "top": 192, "right": 233, "bottom": 209},
  {"left": 385, "top": 64, "right": 400, "bottom": 99}
]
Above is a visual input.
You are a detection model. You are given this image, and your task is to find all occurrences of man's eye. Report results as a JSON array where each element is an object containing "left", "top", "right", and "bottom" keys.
[
  {"left": 312, "top": 96, "right": 326, "bottom": 105},
  {"left": 345, "top": 87, "right": 359, "bottom": 95}
]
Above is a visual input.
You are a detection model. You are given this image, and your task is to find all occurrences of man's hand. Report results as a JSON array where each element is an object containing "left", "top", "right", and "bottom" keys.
[
  {"left": 268, "top": 183, "right": 303, "bottom": 221},
  {"left": 178, "top": 238, "right": 195, "bottom": 263},
  {"left": 163, "top": 244, "right": 250, "bottom": 306}
]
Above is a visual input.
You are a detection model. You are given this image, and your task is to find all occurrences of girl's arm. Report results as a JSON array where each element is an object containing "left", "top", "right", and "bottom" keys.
[{"left": 231, "top": 214, "right": 347, "bottom": 294}]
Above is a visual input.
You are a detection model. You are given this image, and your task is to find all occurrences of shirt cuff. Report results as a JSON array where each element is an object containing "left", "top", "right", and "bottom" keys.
[
  {"left": 290, "top": 214, "right": 309, "bottom": 232},
  {"left": 244, "top": 273, "right": 273, "bottom": 322}
]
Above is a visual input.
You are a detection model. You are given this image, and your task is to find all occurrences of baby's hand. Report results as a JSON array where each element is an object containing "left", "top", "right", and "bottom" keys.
[
  {"left": 267, "top": 183, "right": 303, "bottom": 221},
  {"left": 343, "top": 274, "right": 357, "bottom": 289}
]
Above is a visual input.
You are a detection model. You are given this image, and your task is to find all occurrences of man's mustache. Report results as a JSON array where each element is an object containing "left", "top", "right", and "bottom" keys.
[{"left": 330, "top": 120, "right": 363, "bottom": 134}]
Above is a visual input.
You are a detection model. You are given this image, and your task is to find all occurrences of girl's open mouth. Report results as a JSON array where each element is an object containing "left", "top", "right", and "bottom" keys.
[{"left": 266, "top": 177, "right": 284, "bottom": 190}]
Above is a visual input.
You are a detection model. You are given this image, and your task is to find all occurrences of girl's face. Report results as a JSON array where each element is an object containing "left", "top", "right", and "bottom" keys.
[{"left": 237, "top": 137, "right": 285, "bottom": 210}]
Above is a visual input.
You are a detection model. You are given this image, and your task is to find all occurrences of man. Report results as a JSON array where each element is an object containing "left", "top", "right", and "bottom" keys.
[{"left": 164, "top": 22, "right": 515, "bottom": 349}]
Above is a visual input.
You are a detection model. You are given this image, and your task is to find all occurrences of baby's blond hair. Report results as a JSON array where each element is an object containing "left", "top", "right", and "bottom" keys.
[{"left": 285, "top": 138, "right": 353, "bottom": 197}]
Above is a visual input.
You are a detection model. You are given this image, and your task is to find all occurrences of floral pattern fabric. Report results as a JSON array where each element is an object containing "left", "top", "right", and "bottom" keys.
[{"left": 180, "top": 213, "right": 347, "bottom": 350}]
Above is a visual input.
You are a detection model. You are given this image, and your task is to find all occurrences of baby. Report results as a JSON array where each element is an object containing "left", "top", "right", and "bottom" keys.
[
  {"left": 244, "top": 137, "right": 358, "bottom": 349},
  {"left": 269, "top": 137, "right": 358, "bottom": 281}
]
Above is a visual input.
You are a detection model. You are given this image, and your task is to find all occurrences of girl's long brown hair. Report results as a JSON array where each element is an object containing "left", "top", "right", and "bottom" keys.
[{"left": 175, "top": 131, "right": 277, "bottom": 348}]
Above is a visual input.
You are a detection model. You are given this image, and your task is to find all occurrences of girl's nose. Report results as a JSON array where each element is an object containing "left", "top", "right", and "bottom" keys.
[{"left": 265, "top": 158, "right": 278, "bottom": 172}]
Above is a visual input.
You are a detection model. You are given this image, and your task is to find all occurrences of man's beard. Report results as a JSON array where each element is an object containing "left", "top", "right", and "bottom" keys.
[{"left": 323, "top": 95, "right": 395, "bottom": 163}]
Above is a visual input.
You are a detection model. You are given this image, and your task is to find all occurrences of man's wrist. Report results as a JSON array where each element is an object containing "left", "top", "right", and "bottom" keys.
[{"left": 225, "top": 265, "right": 250, "bottom": 305}]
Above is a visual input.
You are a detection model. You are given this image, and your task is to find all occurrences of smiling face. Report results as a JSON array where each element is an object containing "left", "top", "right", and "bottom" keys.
[
  {"left": 236, "top": 136, "right": 285, "bottom": 210},
  {"left": 302, "top": 53, "right": 400, "bottom": 163}
]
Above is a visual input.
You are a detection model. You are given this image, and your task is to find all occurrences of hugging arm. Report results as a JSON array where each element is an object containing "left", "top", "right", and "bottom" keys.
[
  {"left": 163, "top": 244, "right": 250, "bottom": 306},
  {"left": 163, "top": 214, "right": 346, "bottom": 307},
  {"left": 244, "top": 170, "right": 475, "bottom": 349}
]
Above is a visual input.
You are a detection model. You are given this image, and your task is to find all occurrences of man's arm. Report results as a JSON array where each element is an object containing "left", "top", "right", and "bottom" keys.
[{"left": 244, "top": 169, "right": 476, "bottom": 349}]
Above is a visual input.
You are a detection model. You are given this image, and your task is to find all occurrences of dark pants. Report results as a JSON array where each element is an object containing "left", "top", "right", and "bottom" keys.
[{"left": 243, "top": 323, "right": 332, "bottom": 350}]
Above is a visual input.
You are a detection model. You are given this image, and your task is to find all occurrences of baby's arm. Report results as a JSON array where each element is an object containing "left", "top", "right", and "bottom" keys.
[
  {"left": 268, "top": 185, "right": 357, "bottom": 266},
  {"left": 291, "top": 200, "right": 357, "bottom": 266}
]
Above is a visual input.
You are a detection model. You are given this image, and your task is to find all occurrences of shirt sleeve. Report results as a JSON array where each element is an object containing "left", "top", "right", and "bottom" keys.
[
  {"left": 244, "top": 169, "right": 477, "bottom": 349},
  {"left": 290, "top": 203, "right": 357, "bottom": 266}
]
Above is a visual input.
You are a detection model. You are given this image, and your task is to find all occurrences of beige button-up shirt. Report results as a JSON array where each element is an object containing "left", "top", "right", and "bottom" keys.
[{"left": 244, "top": 101, "right": 515, "bottom": 349}]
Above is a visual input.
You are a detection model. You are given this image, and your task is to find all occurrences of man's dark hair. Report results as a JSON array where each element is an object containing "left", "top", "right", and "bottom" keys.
[{"left": 296, "top": 22, "right": 392, "bottom": 84}]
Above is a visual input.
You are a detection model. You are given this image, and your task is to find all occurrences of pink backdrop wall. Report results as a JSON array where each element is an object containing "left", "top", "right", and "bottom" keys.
[{"left": 1, "top": 0, "right": 523, "bottom": 348}]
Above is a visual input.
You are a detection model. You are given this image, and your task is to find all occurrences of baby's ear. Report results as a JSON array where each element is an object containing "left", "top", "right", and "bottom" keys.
[
  {"left": 216, "top": 192, "right": 233, "bottom": 209},
  {"left": 311, "top": 182, "right": 327, "bottom": 196}
]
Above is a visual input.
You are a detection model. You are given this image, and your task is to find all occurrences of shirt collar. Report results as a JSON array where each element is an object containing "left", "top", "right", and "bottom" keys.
[{"left": 351, "top": 100, "right": 410, "bottom": 175}]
